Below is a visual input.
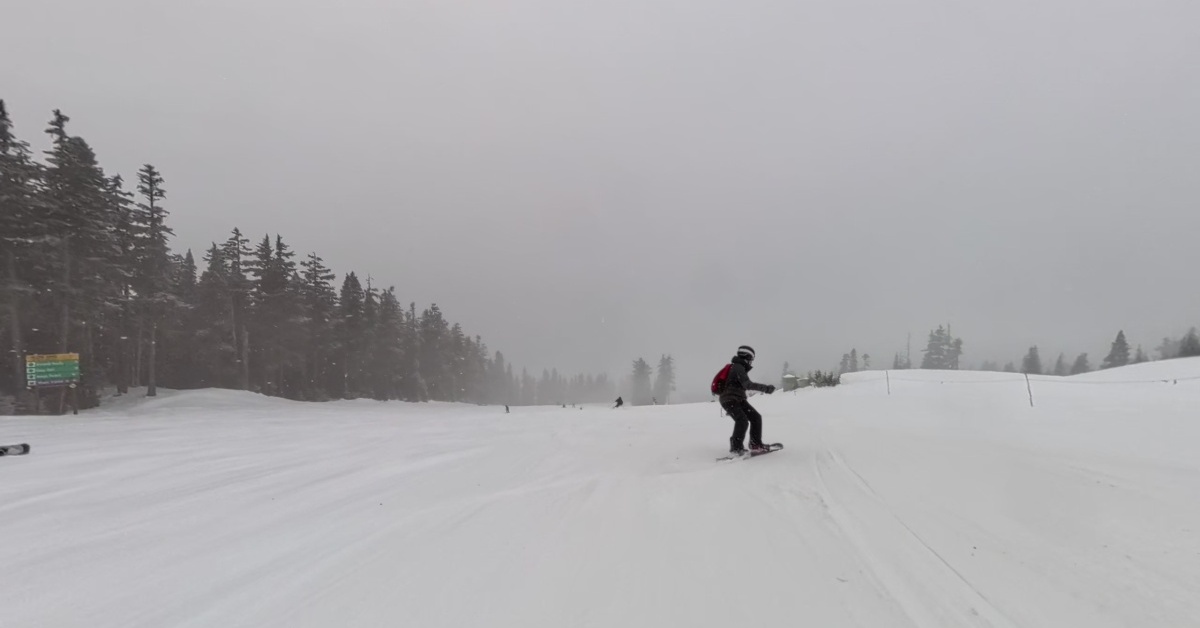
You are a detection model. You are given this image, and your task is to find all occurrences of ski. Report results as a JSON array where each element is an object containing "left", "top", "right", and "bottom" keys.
[{"left": 0, "top": 443, "right": 30, "bottom": 457}]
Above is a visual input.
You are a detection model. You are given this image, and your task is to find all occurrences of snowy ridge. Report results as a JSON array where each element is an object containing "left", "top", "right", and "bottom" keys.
[{"left": 2, "top": 360, "right": 1199, "bottom": 627}]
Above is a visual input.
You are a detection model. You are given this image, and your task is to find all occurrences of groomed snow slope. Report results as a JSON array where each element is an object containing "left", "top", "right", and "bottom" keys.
[{"left": 3, "top": 360, "right": 1200, "bottom": 628}]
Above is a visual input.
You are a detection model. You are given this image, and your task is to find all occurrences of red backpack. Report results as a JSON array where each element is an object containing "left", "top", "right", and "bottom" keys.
[{"left": 711, "top": 363, "right": 732, "bottom": 395}]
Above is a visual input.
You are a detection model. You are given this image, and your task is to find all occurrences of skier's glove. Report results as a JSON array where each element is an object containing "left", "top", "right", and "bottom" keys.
[{"left": 764, "top": 385, "right": 776, "bottom": 394}]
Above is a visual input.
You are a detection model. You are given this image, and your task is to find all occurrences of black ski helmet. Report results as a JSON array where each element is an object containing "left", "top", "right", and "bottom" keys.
[{"left": 736, "top": 345, "right": 756, "bottom": 362}]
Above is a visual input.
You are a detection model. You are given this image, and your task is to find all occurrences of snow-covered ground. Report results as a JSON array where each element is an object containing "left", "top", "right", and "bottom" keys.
[{"left": 3, "top": 360, "right": 1200, "bottom": 628}]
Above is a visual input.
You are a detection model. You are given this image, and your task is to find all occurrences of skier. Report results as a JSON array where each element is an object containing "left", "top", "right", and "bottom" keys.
[
  {"left": 613, "top": 396, "right": 624, "bottom": 408},
  {"left": 716, "top": 345, "right": 775, "bottom": 454}
]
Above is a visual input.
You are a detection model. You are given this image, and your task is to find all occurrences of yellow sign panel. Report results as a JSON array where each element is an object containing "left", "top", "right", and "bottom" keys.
[{"left": 26, "top": 353, "right": 80, "bottom": 363}]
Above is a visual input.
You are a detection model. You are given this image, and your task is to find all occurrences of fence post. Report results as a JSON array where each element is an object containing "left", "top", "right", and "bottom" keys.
[
  {"left": 1025, "top": 373, "right": 1035, "bottom": 407},
  {"left": 885, "top": 370, "right": 891, "bottom": 395}
]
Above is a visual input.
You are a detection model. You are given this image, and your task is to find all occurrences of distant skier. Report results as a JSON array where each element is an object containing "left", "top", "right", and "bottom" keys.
[
  {"left": 712, "top": 345, "right": 775, "bottom": 454},
  {"left": 613, "top": 396, "right": 624, "bottom": 409}
]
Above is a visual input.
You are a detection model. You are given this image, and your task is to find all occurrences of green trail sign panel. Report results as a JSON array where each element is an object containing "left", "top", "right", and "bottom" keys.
[{"left": 26, "top": 353, "right": 81, "bottom": 388}]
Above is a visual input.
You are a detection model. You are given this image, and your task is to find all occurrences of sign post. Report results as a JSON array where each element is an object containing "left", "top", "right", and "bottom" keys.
[{"left": 25, "top": 353, "right": 81, "bottom": 415}]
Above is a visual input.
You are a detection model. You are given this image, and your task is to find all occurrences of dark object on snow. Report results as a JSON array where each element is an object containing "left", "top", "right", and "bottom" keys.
[
  {"left": 717, "top": 349, "right": 775, "bottom": 404},
  {"left": 724, "top": 400, "right": 765, "bottom": 453},
  {"left": 716, "top": 346, "right": 775, "bottom": 452},
  {"left": 613, "top": 396, "right": 623, "bottom": 408},
  {"left": 0, "top": 443, "right": 31, "bottom": 457},
  {"left": 505, "top": 405, "right": 510, "bottom": 414}
]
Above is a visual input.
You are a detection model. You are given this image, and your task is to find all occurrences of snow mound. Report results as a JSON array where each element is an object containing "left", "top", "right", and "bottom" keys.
[
  {"left": 1068, "top": 356, "right": 1200, "bottom": 383},
  {"left": 94, "top": 387, "right": 305, "bottom": 416}
]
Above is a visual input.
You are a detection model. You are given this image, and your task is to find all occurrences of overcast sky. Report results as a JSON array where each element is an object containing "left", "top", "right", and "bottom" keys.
[{"left": 4, "top": 0, "right": 1199, "bottom": 398}]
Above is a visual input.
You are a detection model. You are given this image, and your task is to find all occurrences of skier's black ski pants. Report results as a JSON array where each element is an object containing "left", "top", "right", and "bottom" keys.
[{"left": 722, "top": 399, "right": 762, "bottom": 448}]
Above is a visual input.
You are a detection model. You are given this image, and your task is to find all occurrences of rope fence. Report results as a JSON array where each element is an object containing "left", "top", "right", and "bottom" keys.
[
  {"left": 850, "top": 370, "right": 1200, "bottom": 407},
  {"left": 882, "top": 373, "right": 1200, "bottom": 386}
]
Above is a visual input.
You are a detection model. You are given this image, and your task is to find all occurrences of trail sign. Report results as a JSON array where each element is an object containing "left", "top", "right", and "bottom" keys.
[{"left": 25, "top": 353, "right": 81, "bottom": 388}]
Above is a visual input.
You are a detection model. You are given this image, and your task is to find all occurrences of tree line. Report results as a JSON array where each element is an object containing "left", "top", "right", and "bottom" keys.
[
  {"left": 1006, "top": 327, "right": 1200, "bottom": 376},
  {"left": 0, "top": 101, "right": 611, "bottom": 411},
  {"left": 818, "top": 324, "right": 1200, "bottom": 378}
]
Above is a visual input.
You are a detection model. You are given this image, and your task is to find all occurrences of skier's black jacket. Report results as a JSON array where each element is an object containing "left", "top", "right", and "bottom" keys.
[{"left": 718, "top": 355, "right": 772, "bottom": 404}]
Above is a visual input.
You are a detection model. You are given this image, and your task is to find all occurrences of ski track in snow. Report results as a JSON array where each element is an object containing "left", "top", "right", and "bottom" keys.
[{"left": 3, "top": 360, "right": 1200, "bottom": 627}]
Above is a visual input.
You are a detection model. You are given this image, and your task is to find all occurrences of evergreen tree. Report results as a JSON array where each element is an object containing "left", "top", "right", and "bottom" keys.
[
  {"left": 338, "top": 272, "right": 367, "bottom": 397},
  {"left": 445, "top": 323, "right": 468, "bottom": 401},
  {"left": 192, "top": 244, "right": 235, "bottom": 387},
  {"left": 849, "top": 349, "right": 859, "bottom": 373},
  {"left": 503, "top": 366, "right": 514, "bottom": 405},
  {"left": 401, "top": 302, "right": 426, "bottom": 401},
  {"left": 653, "top": 354, "right": 675, "bottom": 404},
  {"left": 1070, "top": 353, "right": 1091, "bottom": 375},
  {"left": 0, "top": 100, "right": 41, "bottom": 394},
  {"left": 132, "top": 164, "right": 174, "bottom": 396},
  {"left": 504, "top": 363, "right": 516, "bottom": 404},
  {"left": 520, "top": 368, "right": 536, "bottom": 405},
  {"left": 948, "top": 337, "right": 964, "bottom": 369},
  {"left": 630, "top": 357, "right": 653, "bottom": 405},
  {"left": 1021, "top": 346, "right": 1042, "bottom": 375},
  {"left": 921, "top": 325, "right": 963, "bottom": 369},
  {"left": 1101, "top": 330, "right": 1130, "bottom": 370},
  {"left": 40, "top": 110, "right": 125, "bottom": 403},
  {"left": 175, "top": 250, "right": 197, "bottom": 301},
  {"left": 862, "top": 353, "right": 870, "bottom": 370},
  {"left": 1132, "top": 345, "right": 1149, "bottom": 364},
  {"left": 1156, "top": 336, "right": 1181, "bottom": 360},
  {"left": 106, "top": 174, "right": 137, "bottom": 393},
  {"left": 418, "top": 303, "right": 451, "bottom": 400},
  {"left": 465, "top": 335, "right": 489, "bottom": 404},
  {"left": 489, "top": 351, "right": 509, "bottom": 404},
  {"left": 161, "top": 249, "right": 199, "bottom": 390},
  {"left": 299, "top": 252, "right": 337, "bottom": 398},
  {"left": 366, "top": 288, "right": 406, "bottom": 401},
  {"left": 921, "top": 329, "right": 946, "bottom": 369},
  {"left": 808, "top": 370, "right": 840, "bottom": 387},
  {"left": 1052, "top": 353, "right": 1068, "bottom": 376},
  {"left": 249, "top": 235, "right": 304, "bottom": 397},
  {"left": 220, "top": 228, "right": 253, "bottom": 389},
  {"left": 133, "top": 166, "right": 171, "bottom": 293},
  {"left": 537, "top": 368, "right": 552, "bottom": 405},
  {"left": 1179, "top": 328, "right": 1200, "bottom": 358}
]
